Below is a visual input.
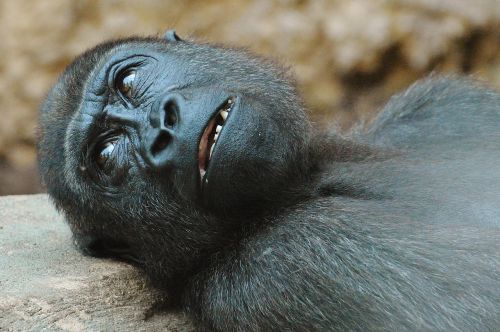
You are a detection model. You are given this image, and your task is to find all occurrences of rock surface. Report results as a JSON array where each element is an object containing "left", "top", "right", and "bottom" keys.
[{"left": 0, "top": 194, "right": 194, "bottom": 331}]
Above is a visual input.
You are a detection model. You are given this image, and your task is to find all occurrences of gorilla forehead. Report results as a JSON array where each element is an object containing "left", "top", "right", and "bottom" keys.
[{"left": 82, "top": 38, "right": 298, "bottom": 99}]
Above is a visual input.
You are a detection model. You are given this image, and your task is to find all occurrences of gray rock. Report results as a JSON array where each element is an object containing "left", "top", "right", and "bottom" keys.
[{"left": 0, "top": 194, "right": 193, "bottom": 331}]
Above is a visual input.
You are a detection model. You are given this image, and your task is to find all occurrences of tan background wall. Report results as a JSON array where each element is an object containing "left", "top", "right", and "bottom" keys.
[{"left": 1, "top": 0, "right": 499, "bottom": 195}]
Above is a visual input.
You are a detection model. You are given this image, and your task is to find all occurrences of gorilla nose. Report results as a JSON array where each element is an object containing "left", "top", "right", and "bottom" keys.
[
  {"left": 150, "top": 95, "right": 180, "bottom": 129},
  {"left": 150, "top": 130, "right": 172, "bottom": 158},
  {"left": 143, "top": 95, "right": 182, "bottom": 169},
  {"left": 143, "top": 127, "right": 174, "bottom": 169}
]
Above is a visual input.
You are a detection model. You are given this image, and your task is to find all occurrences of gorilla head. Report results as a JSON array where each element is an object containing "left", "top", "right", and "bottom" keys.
[
  {"left": 38, "top": 34, "right": 312, "bottom": 275},
  {"left": 40, "top": 35, "right": 309, "bottom": 205}
]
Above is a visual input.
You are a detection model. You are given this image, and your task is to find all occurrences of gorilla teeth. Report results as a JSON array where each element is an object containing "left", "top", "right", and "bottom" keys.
[
  {"left": 209, "top": 105, "right": 232, "bottom": 159},
  {"left": 199, "top": 97, "right": 235, "bottom": 185},
  {"left": 220, "top": 110, "right": 228, "bottom": 121},
  {"left": 209, "top": 143, "right": 215, "bottom": 159}
]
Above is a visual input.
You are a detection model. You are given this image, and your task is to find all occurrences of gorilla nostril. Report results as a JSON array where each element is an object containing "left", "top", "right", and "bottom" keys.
[
  {"left": 151, "top": 131, "right": 171, "bottom": 156},
  {"left": 164, "top": 101, "right": 178, "bottom": 127}
]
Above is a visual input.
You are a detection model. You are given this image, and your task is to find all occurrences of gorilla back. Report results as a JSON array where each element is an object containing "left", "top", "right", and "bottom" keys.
[{"left": 37, "top": 33, "right": 500, "bottom": 331}]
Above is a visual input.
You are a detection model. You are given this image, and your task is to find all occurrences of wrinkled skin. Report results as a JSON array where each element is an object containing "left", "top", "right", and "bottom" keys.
[{"left": 37, "top": 33, "right": 500, "bottom": 331}]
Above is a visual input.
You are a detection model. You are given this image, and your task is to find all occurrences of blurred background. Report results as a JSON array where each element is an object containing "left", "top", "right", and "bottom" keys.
[{"left": 0, "top": 0, "right": 499, "bottom": 195}]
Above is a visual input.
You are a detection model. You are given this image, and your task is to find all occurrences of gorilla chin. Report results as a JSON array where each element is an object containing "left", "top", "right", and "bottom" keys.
[{"left": 37, "top": 30, "right": 500, "bottom": 331}]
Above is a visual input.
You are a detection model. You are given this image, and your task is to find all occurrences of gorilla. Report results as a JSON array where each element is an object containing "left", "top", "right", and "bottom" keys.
[{"left": 37, "top": 31, "right": 500, "bottom": 331}]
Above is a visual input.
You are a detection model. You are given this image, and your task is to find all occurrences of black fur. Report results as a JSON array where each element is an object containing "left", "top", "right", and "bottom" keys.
[{"left": 37, "top": 35, "right": 500, "bottom": 331}]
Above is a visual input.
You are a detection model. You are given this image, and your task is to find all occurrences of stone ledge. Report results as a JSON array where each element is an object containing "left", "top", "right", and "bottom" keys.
[{"left": 0, "top": 194, "right": 193, "bottom": 331}]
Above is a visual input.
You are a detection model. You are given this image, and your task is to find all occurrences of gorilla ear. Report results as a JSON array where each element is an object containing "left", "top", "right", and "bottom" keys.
[{"left": 164, "top": 29, "right": 183, "bottom": 42}]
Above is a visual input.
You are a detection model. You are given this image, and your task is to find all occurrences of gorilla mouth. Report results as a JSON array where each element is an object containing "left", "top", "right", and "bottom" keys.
[{"left": 198, "top": 97, "right": 235, "bottom": 184}]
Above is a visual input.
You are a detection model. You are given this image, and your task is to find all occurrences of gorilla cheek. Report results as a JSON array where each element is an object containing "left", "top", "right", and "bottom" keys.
[{"left": 202, "top": 108, "right": 287, "bottom": 211}]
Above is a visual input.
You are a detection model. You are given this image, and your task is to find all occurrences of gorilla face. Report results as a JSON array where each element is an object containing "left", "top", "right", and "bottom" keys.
[{"left": 38, "top": 37, "right": 311, "bottom": 266}]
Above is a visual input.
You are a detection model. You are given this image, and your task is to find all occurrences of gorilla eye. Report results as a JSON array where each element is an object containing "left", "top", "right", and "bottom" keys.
[
  {"left": 115, "top": 69, "right": 136, "bottom": 99},
  {"left": 96, "top": 140, "right": 117, "bottom": 169}
]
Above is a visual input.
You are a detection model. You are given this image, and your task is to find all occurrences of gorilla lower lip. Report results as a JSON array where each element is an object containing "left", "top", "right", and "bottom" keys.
[{"left": 198, "top": 97, "right": 235, "bottom": 184}]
